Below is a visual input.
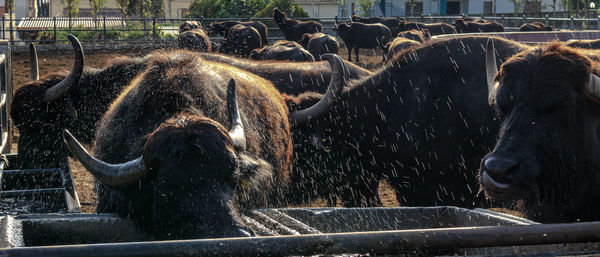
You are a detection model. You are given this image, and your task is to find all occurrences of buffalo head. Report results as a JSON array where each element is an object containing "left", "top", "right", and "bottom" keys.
[
  {"left": 11, "top": 34, "right": 84, "bottom": 169},
  {"left": 179, "top": 20, "right": 201, "bottom": 34},
  {"left": 273, "top": 7, "right": 287, "bottom": 25},
  {"left": 480, "top": 39, "right": 600, "bottom": 222}
]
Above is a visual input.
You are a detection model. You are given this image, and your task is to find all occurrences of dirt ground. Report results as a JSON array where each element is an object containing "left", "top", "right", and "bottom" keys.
[{"left": 12, "top": 46, "right": 394, "bottom": 213}]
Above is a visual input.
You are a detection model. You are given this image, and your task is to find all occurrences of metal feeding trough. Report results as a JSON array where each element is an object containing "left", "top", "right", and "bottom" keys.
[
  {"left": 0, "top": 207, "right": 599, "bottom": 256},
  {"left": 0, "top": 154, "right": 81, "bottom": 215}
]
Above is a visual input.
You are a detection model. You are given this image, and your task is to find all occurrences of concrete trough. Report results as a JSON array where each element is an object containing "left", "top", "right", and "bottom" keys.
[{"left": 0, "top": 207, "right": 599, "bottom": 256}]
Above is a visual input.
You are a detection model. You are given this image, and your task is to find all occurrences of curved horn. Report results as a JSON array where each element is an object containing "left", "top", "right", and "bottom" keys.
[
  {"left": 44, "top": 34, "right": 84, "bottom": 102},
  {"left": 62, "top": 129, "right": 148, "bottom": 188},
  {"left": 29, "top": 43, "right": 39, "bottom": 81},
  {"left": 486, "top": 38, "right": 499, "bottom": 106},
  {"left": 290, "top": 54, "right": 345, "bottom": 126},
  {"left": 584, "top": 73, "right": 600, "bottom": 103},
  {"left": 227, "top": 79, "right": 246, "bottom": 151}
]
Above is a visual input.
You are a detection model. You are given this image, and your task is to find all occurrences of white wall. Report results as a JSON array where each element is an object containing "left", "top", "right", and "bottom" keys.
[{"left": 298, "top": 2, "right": 338, "bottom": 18}]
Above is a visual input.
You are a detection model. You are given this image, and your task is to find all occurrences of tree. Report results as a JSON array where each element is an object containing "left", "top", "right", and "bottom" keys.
[
  {"left": 89, "top": 0, "right": 107, "bottom": 28},
  {"left": 253, "top": 0, "right": 309, "bottom": 18},
  {"left": 338, "top": 0, "right": 348, "bottom": 18},
  {"left": 65, "top": 0, "right": 81, "bottom": 28},
  {"left": 186, "top": 0, "right": 270, "bottom": 18},
  {"left": 117, "top": 0, "right": 129, "bottom": 18},
  {"left": 357, "top": 0, "right": 374, "bottom": 16},
  {"left": 510, "top": 0, "right": 522, "bottom": 14}
]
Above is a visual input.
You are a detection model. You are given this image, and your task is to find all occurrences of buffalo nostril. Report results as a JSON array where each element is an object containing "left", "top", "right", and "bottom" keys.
[{"left": 484, "top": 156, "right": 519, "bottom": 183}]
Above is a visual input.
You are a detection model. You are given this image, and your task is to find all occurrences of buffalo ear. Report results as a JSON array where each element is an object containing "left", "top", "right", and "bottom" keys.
[
  {"left": 584, "top": 73, "right": 600, "bottom": 103},
  {"left": 283, "top": 92, "right": 323, "bottom": 114}
]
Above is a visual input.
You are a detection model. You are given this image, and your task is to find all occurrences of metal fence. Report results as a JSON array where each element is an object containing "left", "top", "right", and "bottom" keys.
[{"left": 2, "top": 14, "right": 600, "bottom": 46}]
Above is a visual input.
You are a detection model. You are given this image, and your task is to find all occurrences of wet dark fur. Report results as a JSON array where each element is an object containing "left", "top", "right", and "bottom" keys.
[
  {"left": 384, "top": 37, "right": 421, "bottom": 59},
  {"left": 273, "top": 8, "right": 323, "bottom": 42},
  {"left": 398, "top": 21, "right": 457, "bottom": 36},
  {"left": 197, "top": 52, "right": 371, "bottom": 95},
  {"left": 179, "top": 20, "right": 201, "bottom": 33},
  {"left": 93, "top": 50, "right": 292, "bottom": 238},
  {"left": 480, "top": 43, "right": 600, "bottom": 222},
  {"left": 298, "top": 33, "right": 340, "bottom": 61},
  {"left": 289, "top": 36, "right": 528, "bottom": 207},
  {"left": 219, "top": 24, "right": 263, "bottom": 57},
  {"left": 565, "top": 39, "right": 600, "bottom": 50},
  {"left": 336, "top": 22, "right": 392, "bottom": 62},
  {"left": 453, "top": 18, "right": 504, "bottom": 33},
  {"left": 519, "top": 22, "right": 555, "bottom": 31},
  {"left": 250, "top": 40, "right": 314, "bottom": 62},
  {"left": 397, "top": 30, "right": 429, "bottom": 43},
  {"left": 177, "top": 29, "right": 212, "bottom": 52},
  {"left": 210, "top": 21, "right": 268, "bottom": 45},
  {"left": 11, "top": 56, "right": 149, "bottom": 169}
]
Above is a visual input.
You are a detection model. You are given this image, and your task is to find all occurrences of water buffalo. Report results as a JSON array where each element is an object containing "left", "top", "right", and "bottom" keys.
[
  {"left": 298, "top": 33, "right": 340, "bottom": 61},
  {"left": 273, "top": 7, "right": 323, "bottom": 42},
  {"left": 64, "top": 51, "right": 345, "bottom": 239},
  {"left": 198, "top": 53, "right": 371, "bottom": 94},
  {"left": 219, "top": 24, "right": 262, "bottom": 57},
  {"left": 351, "top": 15, "right": 406, "bottom": 35},
  {"left": 209, "top": 21, "right": 268, "bottom": 45},
  {"left": 519, "top": 22, "right": 555, "bottom": 31},
  {"left": 177, "top": 29, "right": 212, "bottom": 52},
  {"left": 397, "top": 21, "right": 457, "bottom": 36},
  {"left": 565, "top": 39, "right": 600, "bottom": 49},
  {"left": 480, "top": 40, "right": 600, "bottom": 223},
  {"left": 396, "top": 29, "right": 429, "bottom": 43},
  {"left": 335, "top": 21, "right": 392, "bottom": 62},
  {"left": 250, "top": 40, "right": 315, "bottom": 62},
  {"left": 179, "top": 20, "right": 201, "bottom": 33},
  {"left": 11, "top": 35, "right": 149, "bottom": 170},
  {"left": 288, "top": 36, "right": 527, "bottom": 207},
  {"left": 453, "top": 18, "right": 504, "bottom": 33},
  {"left": 384, "top": 37, "right": 421, "bottom": 59}
]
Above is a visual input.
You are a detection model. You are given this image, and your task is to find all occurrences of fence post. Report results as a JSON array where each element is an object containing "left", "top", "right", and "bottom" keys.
[
  {"left": 152, "top": 17, "right": 156, "bottom": 40},
  {"left": 69, "top": 16, "right": 72, "bottom": 32},
  {"left": 522, "top": 14, "right": 526, "bottom": 24},
  {"left": 570, "top": 16, "right": 574, "bottom": 30},
  {"left": 500, "top": 14, "right": 504, "bottom": 26},
  {"left": 421, "top": 14, "right": 425, "bottom": 22},
  {"left": 53, "top": 16, "right": 57, "bottom": 44},
  {"left": 545, "top": 15, "right": 549, "bottom": 26},
  {"left": 103, "top": 17, "right": 107, "bottom": 44},
  {"left": 597, "top": 15, "right": 600, "bottom": 30},
  {"left": 462, "top": 13, "right": 466, "bottom": 18},
  {"left": 1, "top": 16, "right": 4, "bottom": 40}
]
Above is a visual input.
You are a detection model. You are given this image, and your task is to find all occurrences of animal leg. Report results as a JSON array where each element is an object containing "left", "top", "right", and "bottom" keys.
[
  {"left": 355, "top": 47, "right": 360, "bottom": 62},
  {"left": 347, "top": 47, "right": 352, "bottom": 61}
]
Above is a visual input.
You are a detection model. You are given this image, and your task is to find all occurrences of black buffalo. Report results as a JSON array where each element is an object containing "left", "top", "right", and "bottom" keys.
[
  {"left": 480, "top": 41, "right": 600, "bottom": 223},
  {"left": 453, "top": 18, "right": 504, "bottom": 33},
  {"left": 519, "top": 22, "right": 555, "bottom": 31},
  {"left": 351, "top": 15, "right": 406, "bottom": 35},
  {"left": 565, "top": 39, "right": 600, "bottom": 49},
  {"left": 298, "top": 33, "right": 340, "bottom": 61},
  {"left": 335, "top": 21, "right": 392, "bottom": 62},
  {"left": 11, "top": 35, "right": 149, "bottom": 170},
  {"left": 177, "top": 29, "right": 212, "bottom": 52},
  {"left": 273, "top": 7, "right": 323, "bottom": 42},
  {"left": 288, "top": 36, "right": 527, "bottom": 207},
  {"left": 198, "top": 52, "right": 371, "bottom": 95},
  {"left": 64, "top": 51, "right": 346, "bottom": 239},
  {"left": 209, "top": 21, "right": 268, "bottom": 45},
  {"left": 179, "top": 20, "right": 201, "bottom": 33},
  {"left": 250, "top": 40, "right": 315, "bottom": 62},
  {"left": 384, "top": 37, "right": 421, "bottom": 59},
  {"left": 219, "top": 24, "right": 262, "bottom": 57},
  {"left": 397, "top": 21, "right": 457, "bottom": 36},
  {"left": 396, "top": 29, "right": 429, "bottom": 43}
]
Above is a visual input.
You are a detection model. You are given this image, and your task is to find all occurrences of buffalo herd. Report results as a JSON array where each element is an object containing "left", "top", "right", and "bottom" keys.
[{"left": 12, "top": 11, "right": 600, "bottom": 240}]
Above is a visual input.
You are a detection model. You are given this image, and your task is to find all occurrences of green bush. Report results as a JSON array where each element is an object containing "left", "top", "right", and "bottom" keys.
[
  {"left": 253, "top": 0, "right": 309, "bottom": 18},
  {"left": 186, "top": 0, "right": 269, "bottom": 18},
  {"left": 34, "top": 24, "right": 176, "bottom": 43}
]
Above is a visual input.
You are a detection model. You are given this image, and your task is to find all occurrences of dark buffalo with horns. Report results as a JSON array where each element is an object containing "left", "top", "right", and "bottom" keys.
[
  {"left": 287, "top": 36, "right": 527, "bottom": 207},
  {"left": 351, "top": 15, "right": 406, "bottom": 35},
  {"left": 334, "top": 20, "right": 392, "bottom": 62},
  {"left": 197, "top": 52, "right": 371, "bottom": 95},
  {"left": 397, "top": 21, "right": 457, "bottom": 36},
  {"left": 298, "top": 33, "right": 340, "bottom": 61},
  {"left": 250, "top": 40, "right": 315, "bottom": 62},
  {"left": 273, "top": 7, "right": 323, "bottom": 42},
  {"left": 480, "top": 40, "right": 600, "bottom": 223},
  {"left": 219, "top": 24, "right": 262, "bottom": 57},
  {"left": 63, "top": 51, "right": 346, "bottom": 239},
  {"left": 11, "top": 35, "right": 149, "bottom": 170},
  {"left": 209, "top": 21, "right": 268, "bottom": 45}
]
